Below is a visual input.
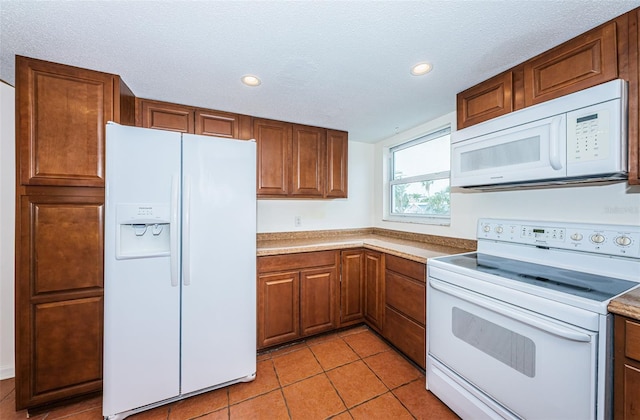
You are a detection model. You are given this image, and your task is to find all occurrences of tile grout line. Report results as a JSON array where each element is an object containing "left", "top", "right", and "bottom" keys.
[{"left": 339, "top": 331, "right": 423, "bottom": 419}]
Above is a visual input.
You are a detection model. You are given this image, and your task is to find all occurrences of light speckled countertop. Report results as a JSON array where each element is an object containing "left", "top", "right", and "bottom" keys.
[
  {"left": 257, "top": 228, "right": 476, "bottom": 263},
  {"left": 609, "top": 287, "right": 640, "bottom": 320}
]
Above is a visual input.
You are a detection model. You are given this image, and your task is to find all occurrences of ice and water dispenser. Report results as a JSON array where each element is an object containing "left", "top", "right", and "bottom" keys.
[{"left": 116, "top": 204, "right": 171, "bottom": 259}]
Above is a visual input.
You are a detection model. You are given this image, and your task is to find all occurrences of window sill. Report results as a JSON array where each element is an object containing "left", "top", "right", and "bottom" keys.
[{"left": 383, "top": 215, "right": 450, "bottom": 226}]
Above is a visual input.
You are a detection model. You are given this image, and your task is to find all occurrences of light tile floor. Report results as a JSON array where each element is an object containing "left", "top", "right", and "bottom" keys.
[{"left": 0, "top": 326, "right": 459, "bottom": 419}]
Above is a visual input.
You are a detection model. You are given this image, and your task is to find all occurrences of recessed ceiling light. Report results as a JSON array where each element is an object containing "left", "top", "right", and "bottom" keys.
[
  {"left": 410, "top": 62, "right": 432, "bottom": 76},
  {"left": 241, "top": 75, "right": 261, "bottom": 86}
]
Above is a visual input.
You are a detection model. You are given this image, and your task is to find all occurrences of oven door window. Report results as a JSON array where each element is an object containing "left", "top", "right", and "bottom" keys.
[{"left": 428, "top": 278, "right": 597, "bottom": 419}]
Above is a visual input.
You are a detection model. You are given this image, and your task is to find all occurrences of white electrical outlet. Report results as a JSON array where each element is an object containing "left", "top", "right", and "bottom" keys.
[{"left": 294, "top": 216, "right": 302, "bottom": 227}]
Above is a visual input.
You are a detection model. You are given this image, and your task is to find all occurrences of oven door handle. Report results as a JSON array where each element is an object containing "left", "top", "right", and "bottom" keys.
[{"left": 429, "top": 278, "right": 593, "bottom": 343}]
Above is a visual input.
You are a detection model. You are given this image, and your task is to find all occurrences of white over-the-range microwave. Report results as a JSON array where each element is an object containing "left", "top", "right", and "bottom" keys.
[{"left": 451, "top": 79, "right": 628, "bottom": 189}]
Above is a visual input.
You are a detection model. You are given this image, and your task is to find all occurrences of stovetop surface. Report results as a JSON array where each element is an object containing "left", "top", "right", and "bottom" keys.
[{"left": 436, "top": 252, "right": 638, "bottom": 303}]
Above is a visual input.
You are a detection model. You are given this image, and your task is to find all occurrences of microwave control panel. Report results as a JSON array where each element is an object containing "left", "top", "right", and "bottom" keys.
[
  {"left": 565, "top": 94, "right": 625, "bottom": 179},
  {"left": 567, "top": 108, "right": 610, "bottom": 163}
]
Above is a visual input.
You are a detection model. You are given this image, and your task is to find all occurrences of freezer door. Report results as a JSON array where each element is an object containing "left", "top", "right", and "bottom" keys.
[
  {"left": 180, "top": 134, "right": 257, "bottom": 394},
  {"left": 103, "top": 123, "right": 182, "bottom": 417}
]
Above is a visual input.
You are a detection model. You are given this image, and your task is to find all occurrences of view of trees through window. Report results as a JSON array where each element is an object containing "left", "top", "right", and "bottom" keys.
[{"left": 390, "top": 128, "right": 451, "bottom": 218}]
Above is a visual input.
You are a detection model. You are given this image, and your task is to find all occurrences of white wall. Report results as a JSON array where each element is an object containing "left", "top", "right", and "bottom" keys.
[
  {"left": 0, "top": 82, "right": 15, "bottom": 379},
  {"left": 374, "top": 112, "right": 640, "bottom": 239},
  {"left": 257, "top": 140, "right": 374, "bottom": 232}
]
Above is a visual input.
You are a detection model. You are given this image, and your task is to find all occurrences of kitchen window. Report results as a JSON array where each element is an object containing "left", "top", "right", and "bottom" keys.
[{"left": 389, "top": 127, "right": 451, "bottom": 222}]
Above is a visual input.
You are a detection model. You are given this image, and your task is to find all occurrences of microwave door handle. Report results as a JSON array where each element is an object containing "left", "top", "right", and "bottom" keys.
[{"left": 549, "top": 116, "right": 563, "bottom": 170}]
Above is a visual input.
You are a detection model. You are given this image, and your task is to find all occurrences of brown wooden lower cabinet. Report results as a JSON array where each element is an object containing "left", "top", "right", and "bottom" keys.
[
  {"left": 300, "top": 267, "right": 338, "bottom": 335},
  {"left": 340, "top": 250, "right": 365, "bottom": 325},
  {"left": 15, "top": 189, "right": 105, "bottom": 409},
  {"left": 258, "top": 249, "right": 427, "bottom": 370},
  {"left": 614, "top": 314, "right": 640, "bottom": 419},
  {"left": 257, "top": 251, "right": 339, "bottom": 349},
  {"left": 383, "top": 254, "right": 426, "bottom": 369},
  {"left": 384, "top": 305, "right": 425, "bottom": 368},
  {"left": 257, "top": 271, "right": 300, "bottom": 348},
  {"left": 364, "top": 250, "right": 384, "bottom": 332}
]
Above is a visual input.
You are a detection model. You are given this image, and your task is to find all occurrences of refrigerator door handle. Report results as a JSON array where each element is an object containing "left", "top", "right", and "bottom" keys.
[
  {"left": 182, "top": 176, "right": 191, "bottom": 286},
  {"left": 170, "top": 175, "right": 180, "bottom": 287}
]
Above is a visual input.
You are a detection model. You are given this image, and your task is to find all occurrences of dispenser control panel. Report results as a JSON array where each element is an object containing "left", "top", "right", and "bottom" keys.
[{"left": 115, "top": 203, "right": 171, "bottom": 259}]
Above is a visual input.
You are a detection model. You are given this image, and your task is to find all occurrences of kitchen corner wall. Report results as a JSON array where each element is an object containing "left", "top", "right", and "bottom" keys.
[
  {"left": 0, "top": 82, "right": 15, "bottom": 379},
  {"left": 257, "top": 140, "right": 375, "bottom": 232},
  {"left": 374, "top": 111, "right": 640, "bottom": 239}
]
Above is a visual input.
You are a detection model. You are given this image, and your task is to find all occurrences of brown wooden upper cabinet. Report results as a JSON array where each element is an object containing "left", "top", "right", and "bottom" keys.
[
  {"left": 456, "top": 72, "right": 514, "bottom": 130},
  {"left": 291, "top": 124, "right": 325, "bottom": 197},
  {"left": 16, "top": 56, "right": 134, "bottom": 187},
  {"left": 523, "top": 21, "right": 618, "bottom": 107},
  {"left": 457, "top": 20, "right": 621, "bottom": 129},
  {"left": 325, "top": 130, "right": 349, "bottom": 198},
  {"left": 254, "top": 118, "right": 291, "bottom": 196},
  {"left": 139, "top": 99, "right": 195, "bottom": 133},
  {"left": 137, "top": 98, "right": 252, "bottom": 139},
  {"left": 630, "top": 8, "right": 640, "bottom": 185},
  {"left": 254, "top": 118, "right": 348, "bottom": 199}
]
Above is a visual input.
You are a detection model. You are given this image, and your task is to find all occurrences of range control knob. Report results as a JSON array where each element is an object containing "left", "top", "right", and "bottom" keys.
[
  {"left": 483, "top": 225, "right": 491, "bottom": 232},
  {"left": 591, "top": 234, "right": 606, "bottom": 244},
  {"left": 616, "top": 236, "right": 632, "bottom": 246},
  {"left": 495, "top": 226, "right": 504, "bottom": 234},
  {"left": 570, "top": 233, "right": 583, "bottom": 241}
]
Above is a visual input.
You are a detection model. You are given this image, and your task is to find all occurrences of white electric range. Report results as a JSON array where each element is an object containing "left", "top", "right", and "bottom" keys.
[{"left": 426, "top": 218, "right": 640, "bottom": 419}]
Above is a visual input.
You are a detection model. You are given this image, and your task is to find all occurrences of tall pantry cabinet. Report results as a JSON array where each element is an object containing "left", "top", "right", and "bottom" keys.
[{"left": 14, "top": 56, "right": 134, "bottom": 410}]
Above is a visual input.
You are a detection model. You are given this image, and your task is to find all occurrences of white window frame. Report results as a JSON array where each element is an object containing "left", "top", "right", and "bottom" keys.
[{"left": 384, "top": 126, "right": 451, "bottom": 225}]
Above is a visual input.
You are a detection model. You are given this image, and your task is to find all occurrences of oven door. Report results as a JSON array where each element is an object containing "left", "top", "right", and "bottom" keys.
[{"left": 427, "top": 277, "right": 597, "bottom": 420}]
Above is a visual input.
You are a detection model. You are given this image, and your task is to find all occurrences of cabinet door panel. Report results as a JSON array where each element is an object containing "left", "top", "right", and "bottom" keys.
[
  {"left": 625, "top": 318, "right": 640, "bottom": 361},
  {"left": 300, "top": 266, "right": 337, "bottom": 336},
  {"left": 34, "top": 297, "right": 103, "bottom": 394},
  {"left": 17, "top": 56, "right": 114, "bottom": 186},
  {"left": 385, "top": 254, "right": 425, "bottom": 282},
  {"left": 195, "top": 110, "right": 239, "bottom": 138},
  {"left": 29, "top": 199, "right": 104, "bottom": 294},
  {"left": 384, "top": 305, "right": 425, "bottom": 369},
  {"left": 16, "top": 191, "right": 105, "bottom": 409},
  {"left": 364, "top": 251, "right": 384, "bottom": 330},
  {"left": 340, "top": 250, "right": 364, "bottom": 324},
  {"left": 140, "top": 100, "right": 194, "bottom": 133},
  {"left": 385, "top": 271, "right": 425, "bottom": 325},
  {"left": 258, "top": 271, "right": 300, "bottom": 348},
  {"left": 326, "top": 130, "right": 348, "bottom": 198},
  {"left": 291, "top": 125, "right": 324, "bottom": 197},
  {"left": 457, "top": 72, "right": 513, "bottom": 129},
  {"left": 623, "top": 364, "right": 640, "bottom": 418},
  {"left": 524, "top": 22, "right": 618, "bottom": 106},
  {"left": 254, "top": 119, "right": 291, "bottom": 196}
]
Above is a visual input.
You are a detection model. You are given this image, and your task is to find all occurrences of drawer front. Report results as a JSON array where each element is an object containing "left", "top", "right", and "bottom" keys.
[
  {"left": 626, "top": 319, "right": 640, "bottom": 362},
  {"left": 384, "top": 306, "right": 425, "bottom": 368},
  {"left": 385, "top": 254, "right": 425, "bottom": 282},
  {"left": 385, "top": 271, "right": 425, "bottom": 325},
  {"left": 258, "top": 250, "right": 337, "bottom": 273}
]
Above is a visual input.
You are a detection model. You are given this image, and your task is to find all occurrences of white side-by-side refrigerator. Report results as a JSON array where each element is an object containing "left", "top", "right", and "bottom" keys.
[{"left": 103, "top": 123, "right": 257, "bottom": 419}]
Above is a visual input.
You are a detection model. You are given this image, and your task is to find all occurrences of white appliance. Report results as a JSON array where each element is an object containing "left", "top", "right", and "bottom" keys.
[
  {"left": 451, "top": 79, "right": 628, "bottom": 189},
  {"left": 426, "top": 218, "right": 640, "bottom": 420},
  {"left": 103, "top": 123, "right": 257, "bottom": 420}
]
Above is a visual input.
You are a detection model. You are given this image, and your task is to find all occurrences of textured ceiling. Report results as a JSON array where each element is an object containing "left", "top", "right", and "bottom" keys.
[{"left": 1, "top": 0, "right": 639, "bottom": 143}]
